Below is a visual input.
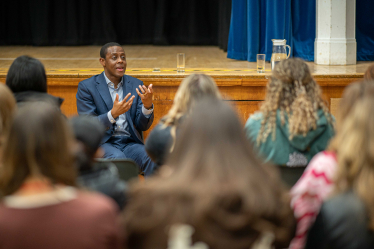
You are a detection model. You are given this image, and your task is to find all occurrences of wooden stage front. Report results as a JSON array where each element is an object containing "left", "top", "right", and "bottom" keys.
[{"left": 0, "top": 46, "right": 370, "bottom": 138}]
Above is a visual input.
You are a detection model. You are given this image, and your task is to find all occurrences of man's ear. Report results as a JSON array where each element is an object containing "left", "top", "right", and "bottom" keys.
[{"left": 99, "top": 58, "right": 106, "bottom": 67}]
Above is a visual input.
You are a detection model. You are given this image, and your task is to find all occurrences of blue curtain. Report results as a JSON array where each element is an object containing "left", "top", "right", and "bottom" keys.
[
  {"left": 228, "top": 0, "right": 314, "bottom": 62},
  {"left": 357, "top": 0, "right": 374, "bottom": 61},
  {"left": 228, "top": 0, "right": 374, "bottom": 62}
]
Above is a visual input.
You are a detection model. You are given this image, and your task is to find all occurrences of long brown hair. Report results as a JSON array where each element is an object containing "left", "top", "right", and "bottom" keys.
[
  {"left": 256, "top": 58, "right": 331, "bottom": 145},
  {"left": 333, "top": 96, "right": 374, "bottom": 230},
  {"left": 364, "top": 64, "right": 374, "bottom": 80},
  {"left": 123, "top": 98, "right": 294, "bottom": 249},
  {"left": 0, "top": 102, "right": 76, "bottom": 196},
  {"left": 0, "top": 83, "right": 16, "bottom": 137},
  {"left": 328, "top": 80, "right": 374, "bottom": 151}
]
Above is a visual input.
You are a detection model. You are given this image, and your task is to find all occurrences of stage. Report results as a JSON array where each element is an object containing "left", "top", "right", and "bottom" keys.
[{"left": 0, "top": 45, "right": 369, "bottom": 138}]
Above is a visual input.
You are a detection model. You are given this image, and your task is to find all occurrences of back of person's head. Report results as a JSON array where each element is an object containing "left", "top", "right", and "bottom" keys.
[
  {"left": 0, "top": 84, "right": 16, "bottom": 137},
  {"left": 0, "top": 83, "right": 17, "bottom": 162},
  {"left": 70, "top": 116, "right": 105, "bottom": 171},
  {"left": 364, "top": 64, "right": 374, "bottom": 80},
  {"left": 257, "top": 58, "right": 331, "bottom": 144},
  {"left": 334, "top": 95, "right": 374, "bottom": 230},
  {"left": 0, "top": 102, "right": 75, "bottom": 196},
  {"left": 123, "top": 98, "right": 294, "bottom": 249},
  {"left": 163, "top": 74, "right": 221, "bottom": 126},
  {"left": 329, "top": 80, "right": 374, "bottom": 151},
  {"left": 6, "top": 55, "right": 47, "bottom": 93}
]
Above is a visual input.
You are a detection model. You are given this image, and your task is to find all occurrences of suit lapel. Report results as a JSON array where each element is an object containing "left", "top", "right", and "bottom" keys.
[
  {"left": 95, "top": 72, "right": 113, "bottom": 111},
  {"left": 123, "top": 75, "right": 135, "bottom": 131},
  {"left": 123, "top": 75, "right": 133, "bottom": 99}
]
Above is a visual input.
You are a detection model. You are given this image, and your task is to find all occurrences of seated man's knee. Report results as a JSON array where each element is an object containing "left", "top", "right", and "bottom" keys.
[{"left": 102, "top": 145, "right": 126, "bottom": 159}]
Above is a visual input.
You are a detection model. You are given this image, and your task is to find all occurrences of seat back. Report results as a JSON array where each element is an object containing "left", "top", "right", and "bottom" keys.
[
  {"left": 278, "top": 166, "right": 306, "bottom": 188},
  {"left": 95, "top": 158, "right": 140, "bottom": 182}
]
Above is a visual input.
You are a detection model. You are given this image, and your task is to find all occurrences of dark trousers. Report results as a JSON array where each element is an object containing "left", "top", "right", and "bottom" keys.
[{"left": 101, "top": 136, "right": 157, "bottom": 176}]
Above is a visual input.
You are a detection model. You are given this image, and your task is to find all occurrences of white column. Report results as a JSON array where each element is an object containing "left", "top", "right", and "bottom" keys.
[{"left": 315, "top": 0, "right": 356, "bottom": 65}]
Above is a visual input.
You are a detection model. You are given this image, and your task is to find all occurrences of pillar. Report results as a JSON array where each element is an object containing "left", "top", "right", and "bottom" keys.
[{"left": 315, "top": 0, "right": 356, "bottom": 65}]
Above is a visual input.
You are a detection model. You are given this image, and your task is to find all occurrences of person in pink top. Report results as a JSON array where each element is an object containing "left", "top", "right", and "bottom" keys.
[
  {"left": 0, "top": 102, "right": 122, "bottom": 249},
  {"left": 289, "top": 80, "right": 374, "bottom": 249}
]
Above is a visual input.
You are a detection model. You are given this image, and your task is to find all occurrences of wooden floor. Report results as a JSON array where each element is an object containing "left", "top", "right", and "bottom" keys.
[
  {"left": 0, "top": 45, "right": 371, "bottom": 139},
  {"left": 0, "top": 45, "right": 371, "bottom": 77}
]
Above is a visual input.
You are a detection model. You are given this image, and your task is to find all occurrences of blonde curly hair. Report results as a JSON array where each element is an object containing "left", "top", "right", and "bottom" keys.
[
  {"left": 256, "top": 58, "right": 331, "bottom": 145},
  {"left": 162, "top": 74, "right": 221, "bottom": 151}
]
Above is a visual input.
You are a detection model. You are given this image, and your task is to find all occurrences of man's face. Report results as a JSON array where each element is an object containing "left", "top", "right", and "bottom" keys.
[{"left": 100, "top": 46, "right": 127, "bottom": 79}]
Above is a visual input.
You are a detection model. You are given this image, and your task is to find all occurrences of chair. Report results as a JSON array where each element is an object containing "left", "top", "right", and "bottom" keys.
[{"left": 95, "top": 158, "right": 140, "bottom": 182}]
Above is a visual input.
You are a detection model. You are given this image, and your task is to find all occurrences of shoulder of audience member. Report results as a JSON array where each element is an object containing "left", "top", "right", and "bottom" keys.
[
  {"left": 322, "top": 191, "right": 365, "bottom": 217},
  {"left": 76, "top": 190, "right": 120, "bottom": 214}
]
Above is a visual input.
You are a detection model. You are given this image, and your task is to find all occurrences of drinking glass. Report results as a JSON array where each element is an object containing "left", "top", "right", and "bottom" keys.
[
  {"left": 177, "top": 53, "right": 185, "bottom": 73},
  {"left": 257, "top": 54, "right": 265, "bottom": 73}
]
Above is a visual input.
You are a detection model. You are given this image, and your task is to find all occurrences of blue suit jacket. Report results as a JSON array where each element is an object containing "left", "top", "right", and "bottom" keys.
[{"left": 76, "top": 72, "right": 154, "bottom": 144}]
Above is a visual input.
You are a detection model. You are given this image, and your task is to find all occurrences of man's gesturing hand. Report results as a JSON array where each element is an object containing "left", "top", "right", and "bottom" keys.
[
  {"left": 111, "top": 93, "right": 135, "bottom": 119},
  {"left": 136, "top": 84, "right": 153, "bottom": 109}
]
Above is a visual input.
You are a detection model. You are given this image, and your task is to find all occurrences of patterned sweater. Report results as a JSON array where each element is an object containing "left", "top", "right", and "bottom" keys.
[{"left": 289, "top": 151, "right": 337, "bottom": 249}]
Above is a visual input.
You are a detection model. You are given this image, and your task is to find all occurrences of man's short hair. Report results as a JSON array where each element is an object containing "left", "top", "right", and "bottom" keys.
[{"left": 100, "top": 42, "right": 122, "bottom": 59}]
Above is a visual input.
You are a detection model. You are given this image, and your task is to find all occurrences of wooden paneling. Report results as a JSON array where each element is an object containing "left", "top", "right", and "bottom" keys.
[{"left": 1, "top": 75, "right": 363, "bottom": 140}]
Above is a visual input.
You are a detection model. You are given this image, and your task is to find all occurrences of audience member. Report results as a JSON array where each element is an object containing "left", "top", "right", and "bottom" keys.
[
  {"left": 70, "top": 116, "right": 127, "bottom": 210},
  {"left": 76, "top": 42, "right": 156, "bottom": 176},
  {"left": 289, "top": 80, "right": 374, "bottom": 249},
  {"left": 122, "top": 98, "right": 295, "bottom": 249},
  {"left": 0, "top": 83, "right": 16, "bottom": 162},
  {"left": 364, "top": 64, "right": 374, "bottom": 80},
  {"left": 245, "top": 58, "right": 334, "bottom": 186},
  {"left": 6, "top": 55, "right": 63, "bottom": 107},
  {"left": 145, "top": 74, "right": 221, "bottom": 166},
  {"left": 0, "top": 103, "right": 121, "bottom": 249},
  {"left": 305, "top": 96, "right": 374, "bottom": 249}
]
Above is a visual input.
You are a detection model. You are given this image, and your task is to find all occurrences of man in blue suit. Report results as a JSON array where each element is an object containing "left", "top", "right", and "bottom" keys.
[{"left": 76, "top": 42, "right": 157, "bottom": 176}]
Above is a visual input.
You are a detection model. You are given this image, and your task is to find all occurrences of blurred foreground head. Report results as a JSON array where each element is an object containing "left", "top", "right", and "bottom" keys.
[
  {"left": 329, "top": 80, "right": 374, "bottom": 151},
  {"left": 70, "top": 116, "right": 105, "bottom": 171},
  {"left": 0, "top": 84, "right": 16, "bottom": 162},
  {"left": 0, "top": 84, "right": 16, "bottom": 138},
  {"left": 334, "top": 95, "right": 374, "bottom": 230},
  {"left": 0, "top": 102, "right": 76, "bottom": 196},
  {"left": 364, "top": 64, "right": 374, "bottom": 80},
  {"left": 123, "top": 98, "right": 295, "bottom": 249}
]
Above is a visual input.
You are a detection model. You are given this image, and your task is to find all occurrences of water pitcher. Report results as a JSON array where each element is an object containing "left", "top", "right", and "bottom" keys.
[{"left": 271, "top": 39, "right": 291, "bottom": 70}]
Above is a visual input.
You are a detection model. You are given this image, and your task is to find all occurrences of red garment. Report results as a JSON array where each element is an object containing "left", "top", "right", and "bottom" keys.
[
  {"left": 0, "top": 189, "right": 121, "bottom": 249},
  {"left": 289, "top": 151, "right": 337, "bottom": 249}
]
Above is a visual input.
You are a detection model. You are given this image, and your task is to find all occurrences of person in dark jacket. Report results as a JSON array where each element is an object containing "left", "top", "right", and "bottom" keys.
[
  {"left": 306, "top": 96, "right": 374, "bottom": 249},
  {"left": 70, "top": 116, "right": 127, "bottom": 211},
  {"left": 6, "top": 55, "right": 63, "bottom": 107}
]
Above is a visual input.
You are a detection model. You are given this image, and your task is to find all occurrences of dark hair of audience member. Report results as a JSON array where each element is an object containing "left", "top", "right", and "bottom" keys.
[
  {"left": 0, "top": 102, "right": 76, "bottom": 196},
  {"left": 333, "top": 96, "right": 374, "bottom": 230},
  {"left": 123, "top": 98, "right": 295, "bottom": 249},
  {"left": 328, "top": 80, "right": 374, "bottom": 151},
  {"left": 6, "top": 55, "right": 47, "bottom": 93},
  {"left": 364, "top": 64, "right": 374, "bottom": 80},
  {"left": 100, "top": 42, "right": 122, "bottom": 58},
  {"left": 70, "top": 116, "right": 105, "bottom": 171}
]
